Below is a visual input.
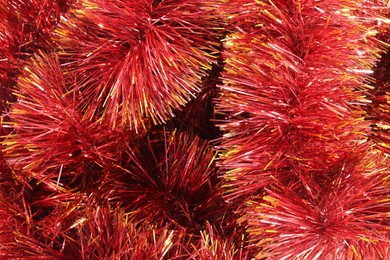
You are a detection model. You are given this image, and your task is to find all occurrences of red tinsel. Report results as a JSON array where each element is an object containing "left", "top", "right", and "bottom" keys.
[
  {"left": 216, "top": 0, "right": 390, "bottom": 258},
  {"left": 0, "top": 0, "right": 389, "bottom": 259},
  {"left": 54, "top": 0, "right": 222, "bottom": 132},
  {"left": 216, "top": 0, "right": 382, "bottom": 201},
  {"left": 368, "top": 5, "right": 390, "bottom": 152},
  {"left": 0, "top": 0, "right": 71, "bottom": 113},
  {"left": 242, "top": 145, "right": 390, "bottom": 259},
  {"left": 2, "top": 52, "right": 131, "bottom": 185}
]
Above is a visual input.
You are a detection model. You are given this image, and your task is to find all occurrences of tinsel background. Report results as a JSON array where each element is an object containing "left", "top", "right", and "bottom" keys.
[{"left": 0, "top": 0, "right": 389, "bottom": 259}]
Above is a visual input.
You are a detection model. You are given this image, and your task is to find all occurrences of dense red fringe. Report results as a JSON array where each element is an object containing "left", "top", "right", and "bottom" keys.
[
  {"left": 216, "top": 0, "right": 390, "bottom": 258},
  {"left": 54, "top": 0, "right": 222, "bottom": 132},
  {"left": 0, "top": 0, "right": 389, "bottom": 259}
]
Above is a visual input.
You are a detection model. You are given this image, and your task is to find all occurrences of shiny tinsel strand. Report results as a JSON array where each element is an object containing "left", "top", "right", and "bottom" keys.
[
  {"left": 1, "top": 0, "right": 389, "bottom": 259},
  {"left": 216, "top": 0, "right": 383, "bottom": 201},
  {"left": 0, "top": 0, "right": 72, "bottom": 114},
  {"left": 215, "top": 0, "right": 389, "bottom": 258},
  {"left": 368, "top": 6, "right": 390, "bottom": 152},
  {"left": 2, "top": 52, "right": 135, "bottom": 196},
  {"left": 242, "top": 145, "right": 390, "bottom": 259},
  {"left": 54, "top": 0, "right": 223, "bottom": 132},
  {"left": 100, "top": 130, "right": 229, "bottom": 232}
]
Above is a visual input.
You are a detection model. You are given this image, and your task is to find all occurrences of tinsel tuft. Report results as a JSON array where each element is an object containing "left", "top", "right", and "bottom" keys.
[{"left": 54, "top": 0, "right": 223, "bottom": 132}]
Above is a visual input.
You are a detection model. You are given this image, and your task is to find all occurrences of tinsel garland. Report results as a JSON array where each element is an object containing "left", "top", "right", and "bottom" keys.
[
  {"left": 54, "top": 0, "right": 222, "bottom": 132},
  {"left": 0, "top": 0, "right": 389, "bottom": 259},
  {"left": 369, "top": 5, "right": 390, "bottom": 151},
  {"left": 216, "top": 0, "right": 390, "bottom": 258}
]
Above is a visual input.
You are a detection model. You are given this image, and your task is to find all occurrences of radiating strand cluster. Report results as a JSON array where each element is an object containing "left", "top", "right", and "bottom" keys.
[
  {"left": 216, "top": 0, "right": 390, "bottom": 258},
  {"left": 217, "top": 0, "right": 382, "bottom": 201},
  {"left": 55, "top": 0, "right": 222, "bottom": 132}
]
